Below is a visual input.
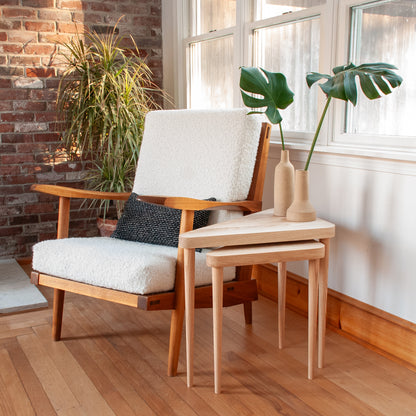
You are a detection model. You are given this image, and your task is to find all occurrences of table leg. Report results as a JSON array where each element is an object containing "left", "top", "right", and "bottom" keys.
[
  {"left": 184, "top": 248, "right": 195, "bottom": 388},
  {"left": 318, "top": 238, "right": 330, "bottom": 369},
  {"left": 277, "top": 262, "right": 287, "bottom": 349},
  {"left": 212, "top": 266, "right": 223, "bottom": 394},
  {"left": 308, "top": 259, "right": 319, "bottom": 380}
]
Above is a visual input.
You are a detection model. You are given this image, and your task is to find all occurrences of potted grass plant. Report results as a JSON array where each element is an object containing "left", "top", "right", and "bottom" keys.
[
  {"left": 56, "top": 23, "right": 161, "bottom": 232},
  {"left": 240, "top": 62, "right": 402, "bottom": 221}
]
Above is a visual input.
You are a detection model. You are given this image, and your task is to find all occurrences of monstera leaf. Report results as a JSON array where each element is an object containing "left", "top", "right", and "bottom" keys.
[
  {"left": 240, "top": 67, "right": 294, "bottom": 125},
  {"left": 303, "top": 62, "right": 402, "bottom": 170},
  {"left": 306, "top": 62, "right": 403, "bottom": 106}
]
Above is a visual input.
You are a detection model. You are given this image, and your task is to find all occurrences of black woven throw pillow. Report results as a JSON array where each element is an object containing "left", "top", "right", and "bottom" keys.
[{"left": 111, "top": 193, "right": 215, "bottom": 250}]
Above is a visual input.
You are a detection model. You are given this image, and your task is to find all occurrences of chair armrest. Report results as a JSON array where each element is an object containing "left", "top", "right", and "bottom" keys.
[
  {"left": 163, "top": 196, "right": 261, "bottom": 213},
  {"left": 31, "top": 184, "right": 130, "bottom": 201}
]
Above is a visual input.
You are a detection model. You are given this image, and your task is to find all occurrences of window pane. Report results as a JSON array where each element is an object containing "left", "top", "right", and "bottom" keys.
[
  {"left": 346, "top": 0, "right": 416, "bottom": 137},
  {"left": 255, "top": 0, "right": 325, "bottom": 20},
  {"left": 254, "top": 17, "right": 320, "bottom": 132},
  {"left": 190, "top": 0, "right": 236, "bottom": 35},
  {"left": 189, "top": 36, "right": 234, "bottom": 109}
]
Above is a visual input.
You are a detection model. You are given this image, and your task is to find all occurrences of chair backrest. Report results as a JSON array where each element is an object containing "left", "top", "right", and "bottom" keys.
[{"left": 132, "top": 109, "right": 263, "bottom": 222}]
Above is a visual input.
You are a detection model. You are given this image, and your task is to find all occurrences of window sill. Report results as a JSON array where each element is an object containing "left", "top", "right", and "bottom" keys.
[{"left": 269, "top": 140, "right": 416, "bottom": 176}]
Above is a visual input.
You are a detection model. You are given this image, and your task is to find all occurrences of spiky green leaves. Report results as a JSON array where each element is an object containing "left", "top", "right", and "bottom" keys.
[
  {"left": 306, "top": 63, "right": 403, "bottom": 106},
  {"left": 240, "top": 67, "right": 294, "bottom": 124}
]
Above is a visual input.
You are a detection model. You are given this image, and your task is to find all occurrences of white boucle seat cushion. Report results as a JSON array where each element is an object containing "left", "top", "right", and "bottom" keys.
[{"left": 32, "top": 237, "right": 235, "bottom": 295}]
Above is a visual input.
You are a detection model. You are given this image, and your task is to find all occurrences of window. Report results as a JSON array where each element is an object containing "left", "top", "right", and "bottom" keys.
[
  {"left": 175, "top": 0, "right": 416, "bottom": 157},
  {"left": 346, "top": 0, "right": 416, "bottom": 138},
  {"left": 253, "top": 17, "right": 321, "bottom": 132},
  {"left": 186, "top": 0, "right": 237, "bottom": 109}
]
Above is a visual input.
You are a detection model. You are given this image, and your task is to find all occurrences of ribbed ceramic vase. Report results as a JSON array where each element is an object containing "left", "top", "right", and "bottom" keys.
[
  {"left": 286, "top": 169, "right": 316, "bottom": 222},
  {"left": 273, "top": 150, "right": 295, "bottom": 216}
]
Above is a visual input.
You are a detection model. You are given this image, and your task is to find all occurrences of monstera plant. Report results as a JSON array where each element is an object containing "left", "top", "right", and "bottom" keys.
[
  {"left": 240, "top": 62, "right": 402, "bottom": 168},
  {"left": 304, "top": 62, "right": 403, "bottom": 170},
  {"left": 240, "top": 66, "right": 294, "bottom": 149}
]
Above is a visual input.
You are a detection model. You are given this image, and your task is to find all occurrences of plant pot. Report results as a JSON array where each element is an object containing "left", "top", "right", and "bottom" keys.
[
  {"left": 97, "top": 217, "right": 118, "bottom": 237},
  {"left": 286, "top": 169, "right": 316, "bottom": 222},
  {"left": 273, "top": 149, "right": 295, "bottom": 216}
]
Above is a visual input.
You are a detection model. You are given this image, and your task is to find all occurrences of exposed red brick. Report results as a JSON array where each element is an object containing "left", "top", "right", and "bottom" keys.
[
  {"left": 0, "top": 143, "right": 16, "bottom": 153},
  {"left": 26, "top": 67, "right": 56, "bottom": 78},
  {"left": 0, "top": 0, "right": 19, "bottom": 5},
  {"left": 24, "top": 21, "right": 55, "bottom": 33},
  {"left": 57, "top": 22, "right": 85, "bottom": 34},
  {"left": 14, "top": 101, "right": 48, "bottom": 112},
  {"left": 0, "top": 123, "right": 15, "bottom": 133},
  {"left": 0, "top": 79, "right": 12, "bottom": 88},
  {"left": 1, "top": 133, "right": 33, "bottom": 143},
  {"left": 0, "top": 227, "right": 23, "bottom": 237},
  {"left": 17, "top": 143, "right": 46, "bottom": 153},
  {"left": 0, "top": 44, "right": 23, "bottom": 54},
  {"left": 0, "top": 21, "right": 21, "bottom": 31},
  {"left": 4, "top": 175, "right": 36, "bottom": 185},
  {"left": 22, "top": 0, "right": 54, "bottom": 7},
  {"left": 7, "top": 32, "right": 35, "bottom": 43},
  {"left": 24, "top": 43, "right": 56, "bottom": 55},
  {"left": 1, "top": 112, "right": 34, "bottom": 123},
  {"left": 3, "top": 8, "right": 36, "bottom": 19},
  {"left": 32, "top": 133, "right": 60, "bottom": 144},
  {"left": 0, "top": 89, "right": 29, "bottom": 100},
  {"left": 0, "top": 0, "right": 162, "bottom": 259},
  {"left": 35, "top": 111, "right": 57, "bottom": 122},
  {"left": 89, "top": 2, "right": 115, "bottom": 12},
  {"left": 1, "top": 154, "right": 34, "bottom": 164},
  {"left": 0, "top": 165, "right": 20, "bottom": 175},
  {"left": 60, "top": 0, "right": 84, "bottom": 10},
  {"left": 24, "top": 202, "right": 55, "bottom": 214},
  {"left": 0, "top": 187, "right": 24, "bottom": 198},
  {"left": 0, "top": 101, "right": 13, "bottom": 111}
]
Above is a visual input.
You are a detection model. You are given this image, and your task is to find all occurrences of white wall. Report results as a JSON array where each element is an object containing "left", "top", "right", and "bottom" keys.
[
  {"left": 264, "top": 145, "right": 416, "bottom": 324},
  {"left": 161, "top": 0, "right": 416, "bottom": 324}
]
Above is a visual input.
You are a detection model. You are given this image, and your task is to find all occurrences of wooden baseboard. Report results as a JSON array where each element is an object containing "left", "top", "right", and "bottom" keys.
[{"left": 253, "top": 263, "right": 416, "bottom": 370}]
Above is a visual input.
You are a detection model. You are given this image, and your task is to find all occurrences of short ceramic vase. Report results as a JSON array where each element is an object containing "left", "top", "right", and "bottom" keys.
[{"left": 286, "top": 169, "right": 316, "bottom": 222}]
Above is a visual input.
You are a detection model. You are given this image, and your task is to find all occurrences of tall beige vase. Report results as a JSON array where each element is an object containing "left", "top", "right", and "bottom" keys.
[
  {"left": 273, "top": 150, "right": 294, "bottom": 216},
  {"left": 286, "top": 169, "right": 316, "bottom": 222}
]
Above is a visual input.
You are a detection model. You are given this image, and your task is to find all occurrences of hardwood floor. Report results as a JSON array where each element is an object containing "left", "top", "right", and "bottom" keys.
[{"left": 1, "top": 281, "right": 416, "bottom": 415}]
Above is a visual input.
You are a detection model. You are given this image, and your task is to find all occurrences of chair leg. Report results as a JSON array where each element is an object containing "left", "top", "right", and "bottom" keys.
[
  {"left": 52, "top": 288, "right": 65, "bottom": 341},
  {"left": 243, "top": 302, "right": 253, "bottom": 324},
  {"left": 167, "top": 302, "right": 185, "bottom": 377}
]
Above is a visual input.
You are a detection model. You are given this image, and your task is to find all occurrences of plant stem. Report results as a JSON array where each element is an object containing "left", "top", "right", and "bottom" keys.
[
  {"left": 304, "top": 96, "right": 332, "bottom": 171},
  {"left": 279, "top": 122, "right": 285, "bottom": 150}
]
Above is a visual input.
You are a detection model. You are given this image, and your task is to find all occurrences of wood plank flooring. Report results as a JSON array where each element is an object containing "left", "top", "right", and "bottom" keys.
[{"left": 1, "top": 280, "right": 415, "bottom": 415}]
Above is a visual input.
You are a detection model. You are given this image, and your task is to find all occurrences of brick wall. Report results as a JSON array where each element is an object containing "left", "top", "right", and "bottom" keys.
[{"left": 0, "top": 0, "right": 162, "bottom": 258}]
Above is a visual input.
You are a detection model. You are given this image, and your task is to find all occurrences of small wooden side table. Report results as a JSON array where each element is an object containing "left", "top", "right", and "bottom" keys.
[{"left": 179, "top": 209, "right": 335, "bottom": 391}]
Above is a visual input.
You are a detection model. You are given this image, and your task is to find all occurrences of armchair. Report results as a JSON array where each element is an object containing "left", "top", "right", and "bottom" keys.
[{"left": 31, "top": 109, "right": 271, "bottom": 376}]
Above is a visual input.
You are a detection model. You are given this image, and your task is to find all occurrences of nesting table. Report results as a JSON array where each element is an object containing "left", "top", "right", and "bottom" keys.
[{"left": 179, "top": 208, "right": 335, "bottom": 393}]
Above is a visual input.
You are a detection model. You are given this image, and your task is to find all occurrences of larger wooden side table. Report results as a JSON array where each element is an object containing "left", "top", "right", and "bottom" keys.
[{"left": 179, "top": 209, "right": 335, "bottom": 392}]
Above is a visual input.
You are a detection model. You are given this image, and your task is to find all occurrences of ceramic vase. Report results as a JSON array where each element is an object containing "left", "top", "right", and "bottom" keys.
[
  {"left": 273, "top": 150, "right": 295, "bottom": 217},
  {"left": 286, "top": 169, "right": 316, "bottom": 222}
]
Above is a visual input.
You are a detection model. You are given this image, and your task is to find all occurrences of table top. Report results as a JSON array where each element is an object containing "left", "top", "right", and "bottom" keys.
[{"left": 179, "top": 209, "right": 335, "bottom": 249}]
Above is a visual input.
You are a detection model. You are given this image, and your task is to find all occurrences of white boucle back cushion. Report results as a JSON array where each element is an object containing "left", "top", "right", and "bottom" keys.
[
  {"left": 133, "top": 109, "right": 262, "bottom": 202},
  {"left": 32, "top": 237, "right": 235, "bottom": 295}
]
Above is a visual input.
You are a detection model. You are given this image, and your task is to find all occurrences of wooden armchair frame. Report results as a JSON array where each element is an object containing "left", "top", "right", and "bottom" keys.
[{"left": 31, "top": 122, "right": 271, "bottom": 376}]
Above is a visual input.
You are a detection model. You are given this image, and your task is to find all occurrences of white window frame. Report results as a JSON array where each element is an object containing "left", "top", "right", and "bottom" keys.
[
  {"left": 163, "top": 0, "right": 416, "bottom": 162},
  {"left": 331, "top": 0, "right": 416, "bottom": 156}
]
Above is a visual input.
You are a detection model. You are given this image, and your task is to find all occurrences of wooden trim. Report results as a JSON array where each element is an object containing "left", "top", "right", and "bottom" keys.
[
  {"left": 36, "top": 273, "right": 141, "bottom": 308},
  {"left": 253, "top": 263, "right": 416, "bottom": 370}
]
